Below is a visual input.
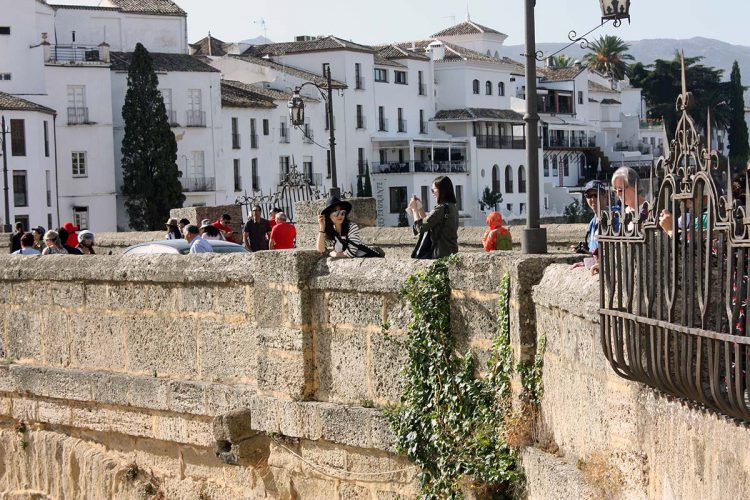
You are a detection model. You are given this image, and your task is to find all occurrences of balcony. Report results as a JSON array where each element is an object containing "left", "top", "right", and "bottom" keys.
[
  {"left": 279, "top": 129, "right": 290, "bottom": 144},
  {"left": 166, "top": 110, "right": 178, "bottom": 127},
  {"left": 303, "top": 128, "right": 314, "bottom": 144},
  {"left": 371, "top": 161, "right": 469, "bottom": 174},
  {"left": 356, "top": 116, "right": 367, "bottom": 130},
  {"left": 398, "top": 119, "right": 407, "bottom": 133},
  {"left": 180, "top": 176, "right": 215, "bottom": 192},
  {"left": 378, "top": 118, "right": 388, "bottom": 132},
  {"left": 47, "top": 45, "right": 104, "bottom": 64},
  {"left": 232, "top": 133, "right": 241, "bottom": 149},
  {"left": 250, "top": 133, "right": 258, "bottom": 149},
  {"left": 614, "top": 141, "right": 652, "bottom": 154},
  {"left": 544, "top": 136, "right": 596, "bottom": 148},
  {"left": 186, "top": 110, "right": 206, "bottom": 127},
  {"left": 475, "top": 135, "right": 526, "bottom": 150},
  {"left": 355, "top": 76, "right": 365, "bottom": 90},
  {"left": 418, "top": 83, "right": 426, "bottom": 96},
  {"left": 67, "top": 107, "right": 90, "bottom": 125}
]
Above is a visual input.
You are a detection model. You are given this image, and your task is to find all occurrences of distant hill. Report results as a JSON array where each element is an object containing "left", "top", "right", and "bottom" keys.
[
  {"left": 505, "top": 37, "right": 750, "bottom": 100},
  {"left": 240, "top": 36, "right": 273, "bottom": 45}
]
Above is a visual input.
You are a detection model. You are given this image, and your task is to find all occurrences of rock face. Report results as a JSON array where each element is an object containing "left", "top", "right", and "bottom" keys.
[{"left": 0, "top": 251, "right": 747, "bottom": 499}]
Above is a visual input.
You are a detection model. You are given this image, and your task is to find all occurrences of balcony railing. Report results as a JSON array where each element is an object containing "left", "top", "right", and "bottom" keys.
[
  {"left": 232, "top": 133, "right": 241, "bottom": 149},
  {"left": 418, "top": 83, "right": 426, "bottom": 96},
  {"left": 278, "top": 172, "right": 322, "bottom": 185},
  {"left": 186, "top": 110, "right": 206, "bottom": 127},
  {"left": 250, "top": 133, "right": 258, "bottom": 149},
  {"left": 279, "top": 129, "right": 290, "bottom": 144},
  {"left": 378, "top": 118, "right": 388, "bottom": 132},
  {"left": 614, "top": 141, "right": 652, "bottom": 154},
  {"left": 48, "top": 45, "right": 103, "bottom": 64},
  {"left": 398, "top": 119, "right": 407, "bottom": 133},
  {"left": 544, "top": 136, "right": 596, "bottom": 148},
  {"left": 180, "top": 176, "right": 215, "bottom": 192},
  {"left": 356, "top": 116, "right": 367, "bottom": 129},
  {"left": 475, "top": 135, "right": 525, "bottom": 150},
  {"left": 355, "top": 76, "right": 365, "bottom": 90},
  {"left": 303, "top": 127, "right": 314, "bottom": 144},
  {"left": 67, "top": 107, "right": 90, "bottom": 125},
  {"left": 166, "top": 110, "right": 178, "bottom": 126},
  {"left": 371, "top": 161, "right": 468, "bottom": 174}
]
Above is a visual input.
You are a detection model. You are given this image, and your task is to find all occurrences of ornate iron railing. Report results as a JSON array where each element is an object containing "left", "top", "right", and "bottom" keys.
[{"left": 599, "top": 56, "right": 750, "bottom": 422}]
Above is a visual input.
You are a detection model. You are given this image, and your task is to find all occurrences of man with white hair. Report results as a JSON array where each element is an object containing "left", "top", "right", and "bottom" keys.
[
  {"left": 611, "top": 166, "right": 647, "bottom": 229},
  {"left": 268, "top": 212, "right": 296, "bottom": 250}
]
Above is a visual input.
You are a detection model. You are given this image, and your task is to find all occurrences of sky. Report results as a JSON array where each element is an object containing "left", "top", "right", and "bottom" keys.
[{"left": 55, "top": 0, "right": 750, "bottom": 47}]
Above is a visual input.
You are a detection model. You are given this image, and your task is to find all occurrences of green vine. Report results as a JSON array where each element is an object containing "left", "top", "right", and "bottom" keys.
[{"left": 386, "top": 262, "right": 524, "bottom": 499}]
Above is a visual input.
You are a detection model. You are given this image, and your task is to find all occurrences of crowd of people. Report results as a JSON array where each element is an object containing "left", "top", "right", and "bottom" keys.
[{"left": 9, "top": 221, "right": 97, "bottom": 256}]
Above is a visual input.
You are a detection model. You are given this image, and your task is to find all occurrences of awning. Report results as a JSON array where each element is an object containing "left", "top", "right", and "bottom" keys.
[{"left": 541, "top": 116, "right": 595, "bottom": 130}]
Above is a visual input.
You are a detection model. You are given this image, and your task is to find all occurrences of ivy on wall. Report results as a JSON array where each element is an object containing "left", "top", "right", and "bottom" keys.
[{"left": 386, "top": 258, "right": 544, "bottom": 499}]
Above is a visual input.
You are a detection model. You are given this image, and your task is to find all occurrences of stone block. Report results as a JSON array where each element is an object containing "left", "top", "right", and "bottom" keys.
[
  {"left": 327, "top": 293, "right": 383, "bottom": 327},
  {"left": 316, "top": 328, "right": 369, "bottom": 404},
  {"left": 124, "top": 315, "right": 197, "bottom": 378},
  {"left": 370, "top": 412, "right": 397, "bottom": 453},
  {"left": 248, "top": 396, "right": 280, "bottom": 433},
  {"left": 287, "top": 475, "right": 337, "bottom": 500},
  {"left": 0, "top": 282, "right": 11, "bottom": 304},
  {"left": 12, "top": 397, "right": 37, "bottom": 421},
  {"left": 285, "top": 291, "right": 312, "bottom": 326},
  {"left": 105, "top": 407, "right": 154, "bottom": 438},
  {"left": 257, "top": 352, "right": 307, "bottom": 399},
  {"left": 84, "top": 283, "right": 108, "bottom": 309},
  {"left": 213, "top": 409, "right": 255, "bottom": 443},
  {"left": 277, "top": 399, "right": 319, "bottom": 439},
  {"left": 40, "top": 310, "right": 70, "bottom": 367},
  {"left": 147, "top": 285, "right": 177, "bottom": 312},
  {"left": 213, "top": 285, "right": 250, "bottom": 315},
  {"left": 167, "top": 379, "right": 207, "bottom": 415},
  {"left": 450, "top": 297, "right": 497, "bottom": 348},
  {"left": 203, "top": 383, "right": 256, "bottom": 416},
  {"left": 384, "top": 295, "right": 411, "bottom": 332},
  {"left": 179, "top": 285, "right": 217, "bottom": 313},
  {"left": 318, "top": 405, "right": 372, "bottom": 449},
  {"left": 50, "top": 282, "right": 85, "bottom": 308},
  {"left": 369, "top": 332, "right": 406, "bottom": 403},
  {"left": 107, "top": 284, "right": 146, "bottom": 311},
  {"left": 257, "top": 327, "right": 305, "bottom": 352},
  {"left": 339, "top": 483, "right": 372, "bottom": 500},
  {"left": 90, "top": 371, "right": 169, "bottom": 411},
  {"left": 252, "top": 287, "right": 283, "bottom": 325},
  {"left": 36, "top": 400, "right": 71, "bottom": 426},
  {"left": 70, "top": 314, "right": 125, "bottom": 371},
  {"left": 198, "top": 320, "right": 257, "bottom": 383},
  {"left": 154, "top": 414, "right": 214, "bottom": 446},
  {"left": 248, "top": 250, "right": 322, "bottom": 286},
  {"left": 10, "top": 365, "right": 91, "bottom": 401},
  {"left": 5, "top": 310, "right": 42, "bottom": 361},
  {"left": 11, "top": 282, "right": 38, "bottom": 305},
  {"left": 0, "top": 366, "right": 16, "bottom": 392}
]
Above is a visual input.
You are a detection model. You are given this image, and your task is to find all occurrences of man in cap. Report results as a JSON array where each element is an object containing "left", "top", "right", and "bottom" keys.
[{"left": 572, "top": 180, "right": 613, "bottom": 274}]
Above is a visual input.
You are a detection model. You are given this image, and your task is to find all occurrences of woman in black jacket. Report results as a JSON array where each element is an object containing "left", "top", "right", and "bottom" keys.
[{"left": 408, "top": 175, "right": 460, "bottom": 258}]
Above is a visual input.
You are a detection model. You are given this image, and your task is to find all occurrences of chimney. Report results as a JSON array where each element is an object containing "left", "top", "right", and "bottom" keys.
[
  {"left": 427, "top": 41, "right": 445, "bottom": 61},
  {"left": 98, "top": 41, "right": 110, "bottom": 63}
]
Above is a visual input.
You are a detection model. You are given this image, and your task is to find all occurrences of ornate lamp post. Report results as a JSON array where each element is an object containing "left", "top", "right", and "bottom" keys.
[
  {"left": 521, "top": 0, "right": 631, "bottom": 254},
  {"left": 288, "top": 63, "right": 340, "bottom": 197},
  {"left": 0, "top": 116, "right": 11, "bottom": 233}
]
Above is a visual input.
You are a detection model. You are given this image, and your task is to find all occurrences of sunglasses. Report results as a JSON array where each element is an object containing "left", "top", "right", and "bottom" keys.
[{"left": 331, "top": 209, "right": 347, "bottom": 217}]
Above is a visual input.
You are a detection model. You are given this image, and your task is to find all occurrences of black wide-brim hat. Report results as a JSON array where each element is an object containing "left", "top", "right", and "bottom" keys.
[{"left": 321, "top": 196, "right": 353, "bottom": 217}]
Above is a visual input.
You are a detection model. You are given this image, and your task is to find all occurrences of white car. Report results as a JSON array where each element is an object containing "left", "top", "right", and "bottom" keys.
[{"left": 122, "top": 239, "right": 249, "bottom": 255}]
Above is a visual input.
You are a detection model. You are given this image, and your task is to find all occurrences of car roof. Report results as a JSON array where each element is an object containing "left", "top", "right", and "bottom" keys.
[{"left": 123, "top": 239, "right": 246, "bottom": 253}]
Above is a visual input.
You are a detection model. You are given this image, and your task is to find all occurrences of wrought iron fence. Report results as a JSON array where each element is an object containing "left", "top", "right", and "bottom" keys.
[{"left": 599, "top": 57, "right": 750, "bottom": 422}]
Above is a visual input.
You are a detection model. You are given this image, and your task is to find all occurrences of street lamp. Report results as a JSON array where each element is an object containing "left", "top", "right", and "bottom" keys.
[
  {"left": 521, "top": 0, "right": 631, "bottom": 254},
  {"left": 0, "top": 116, "right": 11, "bottom": 233},
  {"left": 288, "top": 63, "right": 340, "bottom": 197}
]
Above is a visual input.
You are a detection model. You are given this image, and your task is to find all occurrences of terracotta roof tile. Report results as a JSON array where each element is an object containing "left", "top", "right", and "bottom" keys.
[
  {"left": 432, "top": 108, "right": 524, "bottom": 122},
  {"left": 0, "top": 92, "right": 56, "bottom": 115},
  {"left": 588, "top": 81, "right": 617, "bottom": 93},
  {"left": 110, "top": 52, "right": 219, "bottom": 72},
  {"left": 190, "top": 35, "right": 229, "bottom": 57},
  {"left": 228, "top": 55, "right": 346, "bottom": 89},
  {"left": 372, "top": 44, "right": 430, "bottom": 62},
  {"left": 242, "top": 36, "right": 374, "bottom": 57},
  {"left": 107, "top": 0, "right": 186, "bottom": 16},
  {"left": 220, "top": 81, "right": 276, "bottom": 109},
  {"left": 600, "top": 98, "right": 622, "bottom": 105},
  {"left": 538, "top": 66, "right": 586, "bottom": 82},
  {"left": 432, "top": 21, "right": 505, "bottom": 37}
]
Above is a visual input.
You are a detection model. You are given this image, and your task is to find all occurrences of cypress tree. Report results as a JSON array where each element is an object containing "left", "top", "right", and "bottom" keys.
[
  {"left": 728, "top": 61, "right": 749, "bottom": 172},
  {"left": 356, "top": 174, "right": 364, "bottom": 197},
  {"left": 363, "top": 164, "right": 373, "bottom": 197},
  {"left": 121, "top": 43, "right": 184, "bottom": 230}
]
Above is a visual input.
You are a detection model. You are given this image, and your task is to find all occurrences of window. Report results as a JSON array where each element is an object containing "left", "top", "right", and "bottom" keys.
[
  {"left": 251, "top": 158, "right": 259, "bottom": 191},
  {"left": 563, "top": 157, "right": 569, "bottom": 176},
  {"left": 498, "top": 82, "right": 505, "bottom": 96},
  {"left": 358, "top": 148, "right": 365, "bottom": 175},
  {"left": 389, "top": 186, "right": 407, "bottom": 214},
  {"left": 492, "top": 165, "right": 500, "bottom": 193},
  {"left": 378, "top": 106, "right": 387, "bottom": 131},
  {"left": 520, "top": 203, "right": 526, "bottom": 214},
  {"left": 43, "top": 121, "right": 49, "bottom": 157},
  {"left": 250, "top": 118, "right": 258, "bottom": 148},
  {"left": 12, "top": 171, "right": 27, "bottom": 207},
  {"left": 355, "top": 63, "right": 363, "bottom": 89},
  {"left": 379, "top": 150, "right": 386, "bottom": 164},
  {"left": 419, "top": 109, "right": 426, "bottom": 134},
  {"left": 0, "top": 73, "right": 10, "bottom": 81},
  {"left": 73, "top": 206, "right": 89, "bottom": 230},
  {"left": 231, "top": 117, "right": 240, "bottom": 149},
  {"left": 505, "top": 165, "right": 513, "bottom": 193},
  {"left": 303, "top": 155, "right": 313, "bottom": 182},
  {"left": 67, "top": 85, "right": 86, "bottom": 124},
  {"left": 506, "top": 203, "right": 513, "bottom": 212},
  {"left": 374, "top": 68, "right": 388, "bottom": 82},
  {"left": 72, "top": 151, "right": 87, "bottom": 177},
  {"left": 394, "top": 70, "right": 407, "bottom": 85},
  {"left": 578, "top": 91, "right": 584, "bottom": 105},
  {"left": 191, "top": 151, "right": 205, "bottom": 177},
  {"left": 421, "top": 185, "right": 430, "bottom": 212},
  {"left": 397, "top": 107, "right": 406, "bottom": 132},
  {"left": 0, "top": 27, "right": 10, "bottom": 35},
  {"left": 15, "top": 216, "right": 29, "bottom": 232},
  {"left": 279, "top": 156, "right": 290, "bottom": 175},
  {"left": 518, "top": 165, "right": 526, "bottom": 193},
  {"left": 187, "top": 89, "right": 203, "bottom": 126},
  {"left": 472, "top": 79, "right": 480, "bottom": 94},
  {"left": 552, "top": 157, "right": 558, "bottom": 177},
  {"left": 233, "top": 159, "right": 241, "bottom": 191},
  {"left": 160, "top": 88, "right": 174, "bottom": 123},
  {"left": 262, "top": 119, "right": 269, "bottom": 135},
  {"left": 485, "top": 81, "right": 492, "bottom": 95},
  {"left": 418, "top": 70, "right": 425, "bottom": 95},
  {"left": 10, "top": 119, "right": 25, "bottom": 156},
  {"left": 45, "top": 171, "right": 51, "bottom": 207},
  {"left": 47, "top": 214, "right": 52, "bottom": 230},
  {"left": 280, "top": 120, "right": 289, "bottom": 141},
  {"left": 455, "top": 185, "right": 464, "bottom": 211},
  {"left": 543, "top": 158, "right": 549, "bottom": 177},
  {"left": 356, "top": 105, "right": 365, "bottom": 129}
]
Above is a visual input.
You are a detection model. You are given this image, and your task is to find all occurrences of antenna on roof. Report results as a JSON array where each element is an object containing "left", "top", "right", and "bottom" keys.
[
  {"left": 208, "top": 31, "right": 212, "bottom": 56},
  {"left": 466, "top": 0, "right": 471, "bottom": 21},
  {"left": 253, "top": 19, "right": 268, "bottom": 41}
]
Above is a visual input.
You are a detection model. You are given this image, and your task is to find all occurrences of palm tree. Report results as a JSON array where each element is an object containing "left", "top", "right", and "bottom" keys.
[
  {"left": 584, "top": 35, "right": 634, "bottom": 80},
  {"left": 549, "top": 55, "right": 573, "bottom": 69}
]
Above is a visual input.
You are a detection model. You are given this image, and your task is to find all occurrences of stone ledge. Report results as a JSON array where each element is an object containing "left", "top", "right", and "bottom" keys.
[
  {"left": 532, "top": 264, "right": 600, "bottom": 321},
  {"left": 520, "top": 447, "right": 599, "bottom": 499}
]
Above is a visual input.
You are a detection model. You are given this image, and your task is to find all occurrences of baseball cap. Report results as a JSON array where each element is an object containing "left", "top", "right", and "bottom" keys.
[{"left": 583, "top": 180, "right": 608, "bottom": 193}]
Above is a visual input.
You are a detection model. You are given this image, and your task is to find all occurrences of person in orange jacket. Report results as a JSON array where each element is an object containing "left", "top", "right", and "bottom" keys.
[{"left": 482, "top": 211, "right": 512, "bottom": 251}]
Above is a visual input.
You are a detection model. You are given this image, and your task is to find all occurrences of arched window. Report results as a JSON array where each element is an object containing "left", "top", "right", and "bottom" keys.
[
  {"left": 543, "top": 158, "right": 549, "bottom": 177},
  {"left": 472, "top": 79, "right": 480, "bottom": 94},
  {"left": 505, "top": 165, "right": 513, "bottom": 193},
  {"left": 518, "top": 165, "right": 526, "bottom": 193},
  {"left": 485, "top": 81, "right": 492, "bottom": 95},
  {"left": 498, "top": 82, "right": 505, "bottom": 96},
  {"left": 492, "top": 164, "right": 500, "bottom": 193}
]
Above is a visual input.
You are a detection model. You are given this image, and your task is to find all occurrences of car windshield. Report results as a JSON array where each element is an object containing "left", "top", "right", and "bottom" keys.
[{"left": 177, "top": 243, "right": 247, "bottom": 255}]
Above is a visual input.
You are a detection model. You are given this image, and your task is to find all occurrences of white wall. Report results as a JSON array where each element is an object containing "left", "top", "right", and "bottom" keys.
[{"left": 0, "top": 0, "right": 50, "bottom": 94}]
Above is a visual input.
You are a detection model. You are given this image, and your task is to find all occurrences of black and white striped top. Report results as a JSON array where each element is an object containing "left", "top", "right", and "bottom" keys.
[{"left": 326, "top": 222, "right": 365, "bottom": 258}]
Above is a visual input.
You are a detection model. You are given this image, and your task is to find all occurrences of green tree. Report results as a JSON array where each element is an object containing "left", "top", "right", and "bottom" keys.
[
  {"left": 638, "top": 53, "right": 729, "bottom": 137},
  {"left": 479, "top": 186, "right": 503, "bottom": 211},
  {"left": 121, "top": 43, "right": 184, "bottom": 230},
  {"left": 583, "top": 35, "right": 634, "bottom": 81},
  {"left": 728, "top": 61, "right": 749, "bottom": 172},
  {"left": 356, "top": 174, "right": 364, "bottom": 197},
  {"left": 549, "top": 54, "right": 573, "bottom": 69},
  {"left": 363, "top": 164, "right": 372, "bottom": 197},
  {"left": 626, "top": 61, "right": 649, "bottom": 88},
  {"left": 397, "top": 210, "right": 409, "bottom": 227}
]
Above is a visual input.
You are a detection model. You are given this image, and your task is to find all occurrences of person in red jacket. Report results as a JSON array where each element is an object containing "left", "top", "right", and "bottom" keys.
[
  {"left": 269, "top": 212, "right": 296, "bottom": 250},
  {"left": 482, "top": 211, "right": 512, "bottom": 251},
  {"left": 212, "top": 213, "right": 237, "bottom": 243},
  {"left": 62, "top": 221, "right": 79, "bottom": 248}
]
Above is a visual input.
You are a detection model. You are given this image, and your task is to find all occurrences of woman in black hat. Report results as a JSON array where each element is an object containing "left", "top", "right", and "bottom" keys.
[{"left": 317, "top": 196, "right": 369, "bottom": 258}]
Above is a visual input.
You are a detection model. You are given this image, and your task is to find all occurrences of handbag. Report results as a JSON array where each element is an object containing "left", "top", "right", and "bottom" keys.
[
  {"left": 335, "top": 234, "right": 385, "bottom": 258},
  {"left": 411, "top": 231, "right": 433, "bottom": 259}
]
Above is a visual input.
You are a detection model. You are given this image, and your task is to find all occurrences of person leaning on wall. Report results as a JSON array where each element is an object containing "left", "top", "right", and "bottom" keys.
[{"left": 316, "top": 196, "right": 383, "bottom": 258}]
